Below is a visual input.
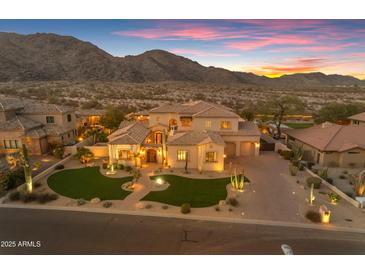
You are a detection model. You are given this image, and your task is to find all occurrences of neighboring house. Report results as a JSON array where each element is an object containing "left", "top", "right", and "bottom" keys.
[
  {"left": 107, "top": 101, "right": 260, "bottom": 172},
  {"left": 125, "top": 110, "right": 150, "bottom": 123},
  {"left": 285, "top": 122, "right": 365, "bottom": 168},
  {"left": 76, "top": 109, "right": 106, "bottom": 127},
  {"left": 0, "top": 98, "right": 77, "bottom": 156},
  {"left": 348, "top": 112, "right": 365, "bottom": 126}
]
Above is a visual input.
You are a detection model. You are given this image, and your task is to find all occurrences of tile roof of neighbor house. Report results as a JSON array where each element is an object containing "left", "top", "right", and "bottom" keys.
[
  {"left": 19, "top": 102, "right": 74, "bottom": 115},
  {"left": 0, "top": 98, "right": 25, "bottom": 111},
  {"left": 0, "top": 115, "right": 43, "bottom": 131},
  {"left": 44, "top": 124, "right": 73, "bottom": 136},
  {"left": 168, "top": 130, "right": 225, "bottom": 146},
  {"left": 285, "top": 122, "right": 365, "bottom": 152},
  {"left": 76, "top": 109, "right": 106, "bottom": 116},
  {"left": 109, "top": 122, "right": 150, "bottom": 145},
  {"left": 149, "top": 100, "right": 237, "bottom": 117},
  {"left": 348, "top": 112, "right": 365, "bottom": 122}
]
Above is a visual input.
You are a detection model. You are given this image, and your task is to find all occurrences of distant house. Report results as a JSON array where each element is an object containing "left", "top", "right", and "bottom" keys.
[
  {"left": 76, "top": 109, "right": 106, "bottom": 127},
  {"left": 348, "top": 112, "right": 365, "bottom": 126},
  {"left": 0, "top": 98, "right": 77, "bottom": 155},
  {"left": 107, "top": 101, "right": 261, "bottom": 172},
  {"left": 285, "top": 122, "right": 365, "bottom": 168}
]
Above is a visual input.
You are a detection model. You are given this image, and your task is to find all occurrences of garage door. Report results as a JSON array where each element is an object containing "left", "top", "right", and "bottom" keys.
[
  {"left": 224, "top": 142, "right": 236, "bottom": 158},
  {"left": 240, "top": 142, "right": 255, "bottom": 156}
]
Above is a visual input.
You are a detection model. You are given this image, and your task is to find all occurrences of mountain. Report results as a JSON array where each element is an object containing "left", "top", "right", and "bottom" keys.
[{"left": 0, "top": 32, "right": 364, "bottom": 87}]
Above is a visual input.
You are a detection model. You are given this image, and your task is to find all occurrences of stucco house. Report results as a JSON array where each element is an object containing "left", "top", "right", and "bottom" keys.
[
  {"left": 107, "top": 101, "right": 260, "bottom": 172},
  {"left": 348, "top": 112, "right": 365, "bottom": 126},
  {"left": 285, "top": 122, "right": 365, "bottom": 168},
  {"left": 0, "top": 98, "right": 77, "bottom": 155}
]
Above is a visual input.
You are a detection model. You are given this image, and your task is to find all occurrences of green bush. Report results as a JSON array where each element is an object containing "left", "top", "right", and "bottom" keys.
[
  {"left": 326, "top": 177, "right": 333, "bottom": 184},
  {"left": 103, "top": 201, "right": 112, "bottom": 208},
  {"left": 102, "top": 163, "right": 108, "bottom": 169},
  {"left": 0, "top": 169, "right": 25, "bottom": 191},
  {"left": 37, "top": 193, "right": 58, "bottom": 204},
  {"left": 19, "top": 192, "right": 37, "bottom": 203},
  {"left": 9, "top": 191, "right": 20, "bottom": 201},
  {"left": 339, "top": 174, "right": 346, "bottom": 179},
  {"left": 344, "top": 191, "right": 354, "bottom": 198},
  {"left": 125, "top": 166, "right": 133, "bottom": 173},
  {"left": 227, "top": 197, "right": 239, "bottom": 207},
  {"left": 298, "top": 162, "right": 305, "bottom": 171},
  {"left": 307, "top": 162, "right": 315, "bottom": 170},
  {"left": 306, "top": 177, "right": 322, "bottom": 189},
  {"left": 55, "top": 164, "right": 64, "bottom": 170},
  {"left": 181, "top": 203, "right": 191, "bottom": 214},
  {"left": 289, "top": 164, "right": 299, "bottom": 176},
  {"left": 328, "top": 193, "right": 341, "bottom": 204},
  {"left": 305, "top": 210, "right": 321, "bottom": 223},
  {"left": 117, "top": 164, "right": 124, "bottom": 170},
  {"left": 318, "top": 168, "right": 328, "bottom": 180},
  {"left": 145, "top": 204, "right": 152, "bottom": 209},
  {"left": 161, "top": 205, "right": 168, "bottom": 210},
  {"left": 281, "top": 150, "right": 294, "bottom": 160},
  {"left": 214, "top": 206, "right": 220, "bottom": 211}
]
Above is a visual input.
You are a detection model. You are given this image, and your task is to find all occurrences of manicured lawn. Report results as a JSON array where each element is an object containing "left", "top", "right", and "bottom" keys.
[
  {"left": 142, "top": 174, "right": 243, "bottom": 208},
  {"left": 285, "top": 122, "right": 314, "bottom": 129},
  {"left": 48, "top": 167, "right": 133, "bottom": 201}
]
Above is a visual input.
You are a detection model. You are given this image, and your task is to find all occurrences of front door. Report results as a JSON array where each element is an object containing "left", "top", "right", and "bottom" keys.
[{"left": 147, "top": 149, "right": 157, "bottom": 162}]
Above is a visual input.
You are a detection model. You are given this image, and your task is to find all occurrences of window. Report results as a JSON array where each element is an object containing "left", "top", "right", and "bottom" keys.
[
  {"left": 46, "top": 116, "right": 55, "bottom": 124},
  {"left": 177, "top": 150, "right": 188, "bottom": 161},
  {"left": 3, "top": 140, "right": 21, "bottom": 149},
  {"left": 348, "top": 151, "right": 360, "bottom": 154},
  {"left": 180, "top": 117, "right": 192, "bottom": 127},
  {"left": 67, "top": 114, "right": 72, "bottom": 122},
  {"left": 353, "top": 120, "right": 360, "bottom": 125},
  {"left": 205, "top": 120, "right": 212, "bottom": 128},
  {"left": 118, "top": 150, "right": 132, "bottom": 160},
  {"left": 205, "top": 151, "right": 217, "bottom": 163},
  {"left": 220, "top": 120, "right": 231, "bottom": 129},
  {"left": 155, "top": 132, "right": 162, "bottom": 144}
]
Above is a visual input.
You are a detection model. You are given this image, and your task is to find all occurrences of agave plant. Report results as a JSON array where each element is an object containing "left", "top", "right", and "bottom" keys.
[
  {"left": 349, "top": 170, "right": 365, "bottom": 196},
  {"left": 291, "top": 144, "right": 304, "bottom": 166}
]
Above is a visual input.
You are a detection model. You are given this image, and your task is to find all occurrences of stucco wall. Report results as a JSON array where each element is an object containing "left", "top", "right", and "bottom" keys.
[
  {"left": 339, "top": 149, "right": 365, "bottom": 168},
  {"left": 192, "top": 117, "right": 239, "bottom": 132}
]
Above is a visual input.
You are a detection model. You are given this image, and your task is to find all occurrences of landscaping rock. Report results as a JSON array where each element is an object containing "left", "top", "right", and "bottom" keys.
[
  {"left": 136, "top": 202, "right": 145, "bottom": 209},
  {"left": 90, "top": 197, "right": 101, "bottom": 204}
]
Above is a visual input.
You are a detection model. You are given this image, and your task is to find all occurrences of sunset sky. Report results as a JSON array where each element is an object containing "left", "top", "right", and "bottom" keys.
[{"left": 1, "top": 19, "right": 365, "bottom": 79}]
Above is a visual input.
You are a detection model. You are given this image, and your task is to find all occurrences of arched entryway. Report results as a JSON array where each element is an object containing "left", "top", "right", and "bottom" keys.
[{"left": 146, "top": 149, "right": 157, "bottom": 163}]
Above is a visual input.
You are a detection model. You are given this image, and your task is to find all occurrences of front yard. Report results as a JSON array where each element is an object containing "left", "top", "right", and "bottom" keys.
[
  {"left": 47, "top": 167, "right": 133, "bottom": 200},
  {"left": 142, "top": 174, "right": 233, "bottom": 207}
]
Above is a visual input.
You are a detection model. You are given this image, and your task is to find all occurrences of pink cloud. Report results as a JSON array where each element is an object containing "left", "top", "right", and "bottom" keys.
[
  {"left": 170, "top": 48, "right": 239, "bottom": 57},
  {"left": 113, "top": 25, "right": 249, "bottom": 40},
  {"left": 225, "top": 35, "right": 314, "bottom": 51}
]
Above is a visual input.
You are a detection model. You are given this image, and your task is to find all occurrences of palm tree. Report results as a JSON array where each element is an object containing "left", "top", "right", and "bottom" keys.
[{"left": 18, "top": 144, "right": 33, "bottom": 193}]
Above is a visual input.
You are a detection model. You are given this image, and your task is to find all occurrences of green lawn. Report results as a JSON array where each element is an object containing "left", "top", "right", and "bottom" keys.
[
  {"left": 142, "top": 174, "right": 241, "bottom": 208},
  {"left": 285, "top": 122, "right": 314, "bottom": 129},
  {"left": 47, "top": 167, "right": 133, "bottom": 201}
]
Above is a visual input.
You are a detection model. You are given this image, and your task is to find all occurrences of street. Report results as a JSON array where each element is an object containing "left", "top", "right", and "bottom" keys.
[{"left": 0, "top": 208, "right": 364, "bottom": 254}]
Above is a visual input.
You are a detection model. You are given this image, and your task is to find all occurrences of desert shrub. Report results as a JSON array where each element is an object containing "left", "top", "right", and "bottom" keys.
[
  {"left": 102, "top": 163, "right": 108, "bottom": 169},
  {"left": 305, "top": 210, "right": 321, "bottom": 223},
  {"left": 298, "top": 162, "right": 305, "bottom": 171},
  {"left": 77, "top": 198, "right": 87, "bottom": 206},
  {"left": 214, "top": 206, "right": 220, "bottom": 212},
  {"left": 145, "top": 204, "right": 152, "bottom": 209},
  {"left": 20, "top": 192, "right": 37, "bottom": 203},
  {"left": 344, "top": 191, "right": 354, "bottom": 198},
  {"left": 103, "top": 201, "right": 112, "bottom": 208},
  {"left": 318, "top": 168, "right": 328, "bottom": 180},
  {"left": 33, "top": 182, "right": 42, "bottom": 189},
  {"left": 1, "top": 168, "right": 25, "bottom": 191},
  {"left": 289, "top": 164, "right": 298, "bottom": 176},
  {"left": 339, "top": 174, "right": 347, "bottom": 179},
  {"left": 161, "top": 205, "right": 168, "bottom": 210},
  {"left": 307, "top": 162, "right": 315, "bottom": 170},
  {"left": 312, "top": 168, "right": 318, "bottom": 174},
  {"left": 348, "top": 163, "right": 356, "bottom": 168},
  {"left": 117, "top": 164, "right": 124, "bottom": 170},
  {"left": 306, "top": 177, "right": 322, "bottom": 189},
  {"left": 227, "top": 197, "right": 239, "bottom": 207},
  {"left": 9, "top": 191, "right": 20, "bottom": 201},
  {"left": 54, "top": 164, "right": 64, "bottom": 170},
  {"left": 281, "top": 150, "right": 294, "bottom": 160},
  {"left": 328, "top": 193, "right": 341, "bottom": 204},
  {"left": 326, "top": 177, "right": 333, "bottom": 184},
  {"left": 125, "top": 166, "right": 133, "bottom": 173},
  {"left": 181, "top": 203, "right": 191, "bottom": 214},
  {"left": 342, "top": 170, "right": 348, "bottom": 174},
  {"left": 37, "top": 193, "right": 58, "bottom": 204},
  {"left": 228, "top": 207, "right": 233, "bottom": 212}
]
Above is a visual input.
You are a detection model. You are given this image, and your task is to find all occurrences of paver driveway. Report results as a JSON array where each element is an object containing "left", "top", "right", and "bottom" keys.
[{"left": 228, "top": 151, "right": 306, "bottom": 222}]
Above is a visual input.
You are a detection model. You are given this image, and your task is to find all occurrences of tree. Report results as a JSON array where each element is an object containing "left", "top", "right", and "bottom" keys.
[
  {"left": 100, "top": 106, "right": 125, "bottom": 131},
  {"left": 52, "top": 145, "right": 65, "bottom": 159},
  {"left": 263, "top": 96, "right": 306, "bottom": 139},
  {"left": 18, "top": 144, "right": 33, "bottom": 193},
  {"left": 315, "top": 102, "right": 365, "bottom": 124},
  {"left": 240, "top": 109, "right": 255, "bottom": 121}
]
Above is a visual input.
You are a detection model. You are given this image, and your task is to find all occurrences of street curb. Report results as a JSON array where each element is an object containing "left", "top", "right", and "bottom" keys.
[{"left": 1, "top": 203, "right": 365, "bottom": 234}]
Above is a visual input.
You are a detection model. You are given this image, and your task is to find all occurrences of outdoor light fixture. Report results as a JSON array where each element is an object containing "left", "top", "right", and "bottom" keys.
[
  {"left": 255, "top": 142, "right": 260, "bottom": 148},
  {"left": 156, "top": 178, "right": 163, "bottom": 185},
  {"left": 321, "top": 211, "right": 331, "bottom": 224},
  {"left": 78, "top": 137, "right": 83, "bottom": 142},
  {"left": 223, "top": 154, "right": 227, "bottom": 158}
]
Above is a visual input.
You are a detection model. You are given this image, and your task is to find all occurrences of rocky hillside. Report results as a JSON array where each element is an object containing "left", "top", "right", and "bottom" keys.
[{"left": 0, "top": 32, "right": 363, "bottom": 87}]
